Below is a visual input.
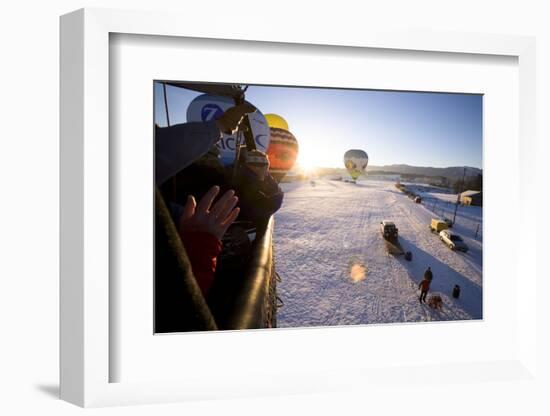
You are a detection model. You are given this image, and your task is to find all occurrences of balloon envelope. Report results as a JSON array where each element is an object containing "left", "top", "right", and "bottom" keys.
[
  {"left": 344, "top": 149, "right": 369, "bottom": 180},
  {"left": 187, "top": 94, "right": 270, "bottom": 166},
  {"left": 265, "top": 113, "right": 290, "bottom": 131},
  {"left": 266, "top": 127, "right": 299, "bottom": 182}
]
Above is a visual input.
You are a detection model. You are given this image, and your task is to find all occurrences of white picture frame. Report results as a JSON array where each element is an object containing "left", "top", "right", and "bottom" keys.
[{"left": 60, "top": 8, "right": 537, "bottom": 407}]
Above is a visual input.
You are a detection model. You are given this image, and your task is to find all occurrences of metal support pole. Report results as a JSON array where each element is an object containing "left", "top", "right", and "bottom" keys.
[{"left": 162, "top": 82, "right": 171, "bottom": 127}]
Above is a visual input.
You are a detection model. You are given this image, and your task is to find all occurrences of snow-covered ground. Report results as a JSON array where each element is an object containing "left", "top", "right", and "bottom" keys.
[
  {"left": 273, "top": 179, "right": 483, "bottom": 328},
  {"left": 407, "top": 185, "right": 483, "bottom": 242}
]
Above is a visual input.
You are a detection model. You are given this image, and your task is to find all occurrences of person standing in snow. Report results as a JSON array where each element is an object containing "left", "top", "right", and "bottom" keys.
[
  {"left": 424, "top": 266, "right": 433, "bottom": 282},
  {"left": 418, "top": 277, "right": 431, "bottom": 303}
]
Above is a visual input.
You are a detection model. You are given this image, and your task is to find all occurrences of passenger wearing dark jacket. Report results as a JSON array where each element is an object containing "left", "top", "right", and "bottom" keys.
[
  {"left": 424, "top": 267, "right": 433, "bottom": 282},
  {"left": 229, "top": 149, "right": 284, "bottom": 229},
  {"left": 155, "top": 103, "right": 256, "bottom": 185}
]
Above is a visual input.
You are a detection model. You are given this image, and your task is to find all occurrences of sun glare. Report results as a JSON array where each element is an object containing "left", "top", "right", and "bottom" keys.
[
  {"left": 349, "top": 263, "right": 367, "bottom": 283},
  {"left": 296, "top": 143, "right": 337, "bottom": 174},
  {"left": 297, "top": 153, "right": 316, "bottom": 174}
]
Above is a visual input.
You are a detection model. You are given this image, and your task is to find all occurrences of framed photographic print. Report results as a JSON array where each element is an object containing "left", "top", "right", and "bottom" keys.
[
  {"left": 153, "top": 80, "right": 483, "bottom": 334},
  {"left": 60, "top": 7, "right": 537, "bottom": 407}
]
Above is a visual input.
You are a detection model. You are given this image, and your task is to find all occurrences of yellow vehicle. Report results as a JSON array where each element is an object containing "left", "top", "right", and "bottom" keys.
[{"left": 429, "top": 218, "right": 449, "bottom": 233}]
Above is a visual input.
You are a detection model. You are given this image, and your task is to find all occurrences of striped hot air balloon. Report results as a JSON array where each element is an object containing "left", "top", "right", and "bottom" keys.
[{"left": 266, "top": 127, "right": 299, "bottom": 182}]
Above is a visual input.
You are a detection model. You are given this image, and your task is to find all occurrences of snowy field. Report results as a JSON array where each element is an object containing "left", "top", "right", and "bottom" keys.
[{"left": 273, "top": 179, "right": 483, "bottom": 328}]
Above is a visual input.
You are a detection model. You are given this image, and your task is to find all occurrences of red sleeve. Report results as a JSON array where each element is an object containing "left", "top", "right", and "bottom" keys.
[{"left": 180, "top": 231, "right": 222, "bottom": 297}]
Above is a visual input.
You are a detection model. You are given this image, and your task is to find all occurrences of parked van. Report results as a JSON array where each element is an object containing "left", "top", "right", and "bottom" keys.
[{"left": 429, "top": 218, "right": 448, "bottom": 233}]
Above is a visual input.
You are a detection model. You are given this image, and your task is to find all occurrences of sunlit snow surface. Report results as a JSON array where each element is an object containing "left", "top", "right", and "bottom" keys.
[{"left": 273, "top": 179, "right": 482, "bottom": 328}]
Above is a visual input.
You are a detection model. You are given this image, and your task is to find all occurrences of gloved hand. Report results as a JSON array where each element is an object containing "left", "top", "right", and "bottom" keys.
[{"left": 215, "top": 104, "right": 257, "bottom": 134}]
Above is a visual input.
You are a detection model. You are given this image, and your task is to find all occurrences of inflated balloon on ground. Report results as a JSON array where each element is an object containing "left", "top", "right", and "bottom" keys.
[{"left": 344, "top": 149, "right": 369, "bottom": 180}]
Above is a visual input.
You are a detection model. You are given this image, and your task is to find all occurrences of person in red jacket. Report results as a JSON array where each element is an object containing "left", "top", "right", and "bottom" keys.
[
  {"left": 155, "top": 103, "right": 254, "bottom": 297},
  {"left": 418, "top": 277, "right": 431, "bottom": 303},
  {"left": 177, "top": 185, "right": 240, "bottom": 296}
]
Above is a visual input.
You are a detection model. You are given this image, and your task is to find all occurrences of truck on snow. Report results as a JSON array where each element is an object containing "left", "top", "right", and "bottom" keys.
[
  {"left": 380, "top": 220, "right": 399, "bottom": 239},
  {"left": 429, "top": 218, "right": 449, "bottom": 233},
  {"left": 380, "top": 220, "right": 405, "bottom": 255}
]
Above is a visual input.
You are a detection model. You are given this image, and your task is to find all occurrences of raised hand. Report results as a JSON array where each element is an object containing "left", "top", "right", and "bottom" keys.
[
  {"left": 178, "top": 186, "right": 240, "bottom": 240},
  {"left": 215, "top": 104, "right": 257, "bottom": 134}
]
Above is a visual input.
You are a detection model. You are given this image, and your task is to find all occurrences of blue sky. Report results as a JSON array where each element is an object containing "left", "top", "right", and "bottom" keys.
[{"left": 154, "top": 82, "right": 482, "bottom": 169}]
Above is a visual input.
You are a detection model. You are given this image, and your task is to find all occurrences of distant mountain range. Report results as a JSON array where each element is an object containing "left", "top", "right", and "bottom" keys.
[{"left": 366, "top": 164, "right": 482, "bottom": 180}]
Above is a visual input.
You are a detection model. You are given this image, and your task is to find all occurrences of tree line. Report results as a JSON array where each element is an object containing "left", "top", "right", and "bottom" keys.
[{"left": 452, "top": 173, "right": 482, "bottom": 194}]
